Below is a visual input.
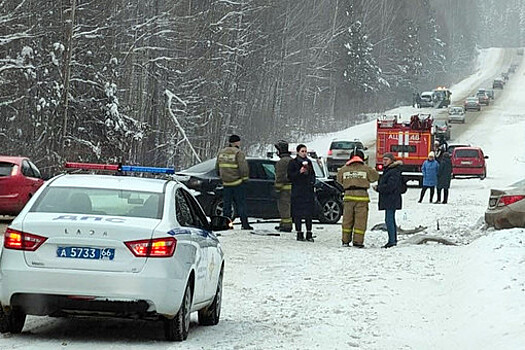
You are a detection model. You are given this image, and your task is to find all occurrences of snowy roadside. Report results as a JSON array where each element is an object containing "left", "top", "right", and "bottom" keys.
[{"left": 1, "top": 48, "right": 525, "bottom": 350}]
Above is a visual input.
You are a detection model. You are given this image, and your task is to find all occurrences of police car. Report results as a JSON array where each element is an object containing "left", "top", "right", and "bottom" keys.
[{"left": 0, "top": 162, "right": 231, "bottom": 341}]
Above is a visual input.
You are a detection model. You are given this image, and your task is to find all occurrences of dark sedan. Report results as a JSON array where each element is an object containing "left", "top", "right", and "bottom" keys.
[{"left": 175, "top": 157, "right": 343, "bottom": 224}]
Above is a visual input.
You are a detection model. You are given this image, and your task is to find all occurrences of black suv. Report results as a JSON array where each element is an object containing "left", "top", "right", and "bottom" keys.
[{"left": 175, "top": 157, "right": 343, "bottom": 224}]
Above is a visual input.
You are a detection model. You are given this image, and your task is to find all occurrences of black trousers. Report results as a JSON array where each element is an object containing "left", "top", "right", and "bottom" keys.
[
  {"left": 294, "top": 216, "right": 313, "bottom": 232},
  {"left": 419, "top": 186, "right": 435, "bottom": 202},
  {"left": 437, "top": 188, "right": 449, "bottom": 203}
]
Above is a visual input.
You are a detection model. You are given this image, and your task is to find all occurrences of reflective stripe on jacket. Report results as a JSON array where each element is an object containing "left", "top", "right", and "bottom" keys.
[
  {"left": 215, "top": 146, "right": 249, "bottom": 186},
  {"left": 274, "top": 154, "right": 292, "bottom": 191},
  {"left": 337, "top": 161, "right": 379, "bottom": 203}
]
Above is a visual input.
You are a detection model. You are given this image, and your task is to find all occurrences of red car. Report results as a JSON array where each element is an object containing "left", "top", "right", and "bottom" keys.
[
  {"left": 0, "top": 156, "right": 45, "bottom": 215},
  {"left": 451, "top": 147, "right": 488, "bottom": 180}
]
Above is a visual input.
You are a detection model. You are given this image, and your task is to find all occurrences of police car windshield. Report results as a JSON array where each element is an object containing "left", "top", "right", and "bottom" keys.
[{"left": 30, "top": 187, "right": 164, "bottom": 219}]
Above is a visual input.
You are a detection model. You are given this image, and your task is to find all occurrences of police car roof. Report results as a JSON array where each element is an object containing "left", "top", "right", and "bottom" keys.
[{"left": 49, "top": 174, "right": 169, "bottom": 193}]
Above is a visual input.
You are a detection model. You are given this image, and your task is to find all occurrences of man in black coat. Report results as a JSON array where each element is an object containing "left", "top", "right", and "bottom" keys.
[
  {"left": 436, "top": 152, "right": 452, "bottom": 204},
  {"left": 374, "top": 153, "right": 403, "bottom": 248},
  {"left": 288, "top": 144, "right": 316, "bottom": 242}
]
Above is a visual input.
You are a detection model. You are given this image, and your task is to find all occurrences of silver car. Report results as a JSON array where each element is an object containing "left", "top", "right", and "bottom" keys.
[
  {"left": 326, "top": 139, "right": 368, "bottom": 178},
  {"left": 0, "top": 164, "right": 230, "bottom": 341},
  {"left": 448, "top": 106, "right": 465, "bottom": 124},
  {"left": 485, "top": 178, "right": 525, "bottom": 229}
]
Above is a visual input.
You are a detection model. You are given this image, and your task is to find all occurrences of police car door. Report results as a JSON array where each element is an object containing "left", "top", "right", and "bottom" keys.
[
  {"left": 180, "top": 189, "right": 221, "bottom": 302},
  {"left": 174, "top": 188, "right": 208, "bottom": 304}
]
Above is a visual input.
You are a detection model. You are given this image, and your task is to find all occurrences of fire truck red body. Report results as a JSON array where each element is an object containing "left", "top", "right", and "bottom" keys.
[{"left": 376, "top": 114, "right": 434, "bottom": 185}]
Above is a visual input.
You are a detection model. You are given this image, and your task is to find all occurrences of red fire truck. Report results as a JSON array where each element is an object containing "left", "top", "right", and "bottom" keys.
[{"left": 376, "top": 114, "right": 434, "bottom": 186}]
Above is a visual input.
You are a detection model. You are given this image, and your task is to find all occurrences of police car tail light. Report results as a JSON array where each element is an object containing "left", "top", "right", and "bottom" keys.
[
  {"left": 125, "top": 237, "right": 177, "bottom": 257},
  {"left": 4, "top": 228, "right": 47, "bottom": 251},
  {"left": 498, "top": 195, "right": 525, "bottom": 207}
]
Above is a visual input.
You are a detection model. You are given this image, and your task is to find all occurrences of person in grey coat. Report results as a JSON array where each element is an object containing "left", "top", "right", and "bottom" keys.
[{"left": 436, "top": 152, "right": 452, "bottom": 204}]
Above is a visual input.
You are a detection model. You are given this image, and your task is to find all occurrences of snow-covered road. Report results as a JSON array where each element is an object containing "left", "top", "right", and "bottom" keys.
[{"left": 1, "top": 48, "right": 525, "bottom": 349}]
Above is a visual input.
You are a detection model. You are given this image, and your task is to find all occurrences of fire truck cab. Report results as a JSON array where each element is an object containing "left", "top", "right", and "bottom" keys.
[{"left": 376, "top": 114, "right": 435, "bottom": 186}]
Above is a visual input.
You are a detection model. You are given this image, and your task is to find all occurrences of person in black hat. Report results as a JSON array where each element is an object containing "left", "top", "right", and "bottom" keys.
[{"left": 215, "top": 134, "right": 252, "bottom": 229}]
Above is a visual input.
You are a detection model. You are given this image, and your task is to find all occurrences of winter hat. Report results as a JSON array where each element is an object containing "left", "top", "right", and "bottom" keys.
[
  {"left": 383, "top": 153, "right": 395, "bottom": 161},
  {"left": 428, "top": 151, "right": 435, "bottom": 158},
  {"left": 229, "top": 134, "right": 241, "bottom": 143}
]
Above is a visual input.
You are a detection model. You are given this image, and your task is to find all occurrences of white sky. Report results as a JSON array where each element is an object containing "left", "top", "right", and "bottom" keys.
[{"left": 1, "top": 48, "right": 524, "bottom": 350}]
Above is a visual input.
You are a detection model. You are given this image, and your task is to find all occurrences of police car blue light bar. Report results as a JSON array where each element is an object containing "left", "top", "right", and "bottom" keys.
[
  {"left": 65, "top": 162, "right": 175, "bottom": 174},
  {"left": 120, "top": 165, "right": 175, "bottom": 174}
]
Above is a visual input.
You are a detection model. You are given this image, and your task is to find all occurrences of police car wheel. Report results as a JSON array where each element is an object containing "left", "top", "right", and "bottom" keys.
[
  {"left": 318, "top": 199, "right": 342, "bottom": 224},
  {"left": 0, "top": 306, "right": 26, "bottom": 334},
  {"left": 164, "top": 283, "right": 192, "bottom": 341},
  {"left": 199, "top": 268, "right": 223, "bottom": 326}
]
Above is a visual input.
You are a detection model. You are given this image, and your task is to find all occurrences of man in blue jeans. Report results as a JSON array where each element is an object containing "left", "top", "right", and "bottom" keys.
[{"left": 374, "top": 153, "right": 403, "bottom": 248}]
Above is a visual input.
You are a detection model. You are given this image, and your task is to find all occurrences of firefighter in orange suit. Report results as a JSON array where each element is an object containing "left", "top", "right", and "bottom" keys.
[
  {"left": 274, "top": 140, "right": 293, "bottom": 232},
  {"left": 336, "top": 148, "right": 379, "bottom": 247}
]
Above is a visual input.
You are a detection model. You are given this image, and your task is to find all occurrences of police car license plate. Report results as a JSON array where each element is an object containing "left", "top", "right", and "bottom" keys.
[{"left": 57, "top": 247, "right": 115, "bottom": 260}]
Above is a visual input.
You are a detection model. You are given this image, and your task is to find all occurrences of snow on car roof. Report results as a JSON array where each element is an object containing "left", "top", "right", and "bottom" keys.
[{"left": 49, "top": 174, "right": 168, "bottom": 193}]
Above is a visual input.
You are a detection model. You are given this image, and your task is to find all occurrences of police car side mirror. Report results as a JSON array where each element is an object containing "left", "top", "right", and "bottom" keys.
[{"left": 210, "top": 215, "right": 233, "bottom": 231}]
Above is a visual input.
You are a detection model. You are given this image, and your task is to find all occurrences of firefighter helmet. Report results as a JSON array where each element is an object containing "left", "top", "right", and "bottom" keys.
[
  {"left": 349, "top": 148, "right": 365, "bottom": 161},
  {"left": 274, "top": 140, "right": 289, "bottom": 156}
]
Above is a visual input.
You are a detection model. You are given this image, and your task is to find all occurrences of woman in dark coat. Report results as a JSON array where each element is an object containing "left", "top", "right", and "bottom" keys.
[
  {"left": 375, "top": 153, "right": 403, "bottom": 248},
  {"left": 436, "top": 152, "right": 452, "bottom": 204},
  {"left": 288, "top": 144, "right": 316, "bottom": 242}
]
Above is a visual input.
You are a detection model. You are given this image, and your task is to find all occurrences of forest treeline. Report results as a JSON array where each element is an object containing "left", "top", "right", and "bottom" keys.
[{"left": 1, "top": 0, "right": 523, "bottom": 175}]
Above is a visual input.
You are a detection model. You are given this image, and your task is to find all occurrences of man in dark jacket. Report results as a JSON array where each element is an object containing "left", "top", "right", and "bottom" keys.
[
  {"left": 374, "top": 153, "right": 403, "bottom": 248},
  {"left": 436, "top": 152, "right": 452, "bottom": 204},
  {"left": 288, "top": 144, "right": 316, "bottom": 242},
  {"left": 216, "top": 134, "right": 252, "bottom": 230},
  {"left": 274, "top": 140, "right": 293, "bottom": 232}
]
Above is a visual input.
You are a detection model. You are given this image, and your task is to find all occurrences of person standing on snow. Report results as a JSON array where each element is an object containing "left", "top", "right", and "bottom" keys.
[
  {"left": 436, "top": 152, "right": 452, "bottom": 204},
  {"left": 288, "top": 144, "right": 316, "bottom": 242},
  {"left": 374, "top": 153, "right": 403, "bottom": 248},
  {"left": 274, "top": 140, "right": 293, "bottom": 232},
  {"left": 418, "top": 151, "right": 439, "bottom": 203},
  {"left": 336, "top": 148, "right": 379, "bottom": 248},
  {"left": 215, "top": 134, "right": 252, "bottom": 230}
]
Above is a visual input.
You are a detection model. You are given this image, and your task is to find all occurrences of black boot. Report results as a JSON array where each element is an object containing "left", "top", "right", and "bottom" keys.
[
  {"left": 305, "top": 231, "right": 314, "bottom": 242},
  {"left": 241, "top": 216, "right": 253, "bottom": 230},
  {"left": 296, "top": 231, "right": 305, "bottom": 241}
]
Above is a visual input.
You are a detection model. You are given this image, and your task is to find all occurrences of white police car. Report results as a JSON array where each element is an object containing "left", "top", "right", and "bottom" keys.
[{"left": 0, "top": 162, "right": 231, "bottom": 341}]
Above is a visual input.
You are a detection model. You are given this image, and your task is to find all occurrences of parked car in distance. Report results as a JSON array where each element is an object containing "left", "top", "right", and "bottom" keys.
[
  {"left": 433, "top": 120, "right": 451, "bottom": 140},
  {"left": 485, "top": 178, "right": 525, "bottom": 229},
  {"left": 464, "top": 97, "right": 481, "bottom": 111},
  {"left": 451, "top": 146, "right": 488, "bottom": 179},
  {"left": 448, "top": 106, "right": 465, "bottom": 124},
  {"left": 0, "top": 156, "right": 45, "bottom": 216},
  {"left": 326, "top": 139, "right": 368, "bottom": 178},
  {"left": 501, "top": 72, "right": 509, "bottom": 81},
  {"left": 475, "top": 91, "right": 490, "bottom": 106},
  {"left": 447, "top": 143, "right": 471, "bottom": 154},
  {"left": 483, "top": 88, "right": 495, "bottom": 99},
  {"left": 176, "top": 157, "right": 343, "bottom": 224},
  {"left": 419, "top": 91, "right": 435, "bottom": 108},
  {"left": 0, "top": 164, "right": 231, "bottom": 341},
  {"left": 493, "top": 79, "right": 504, "bottom": 89}
]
